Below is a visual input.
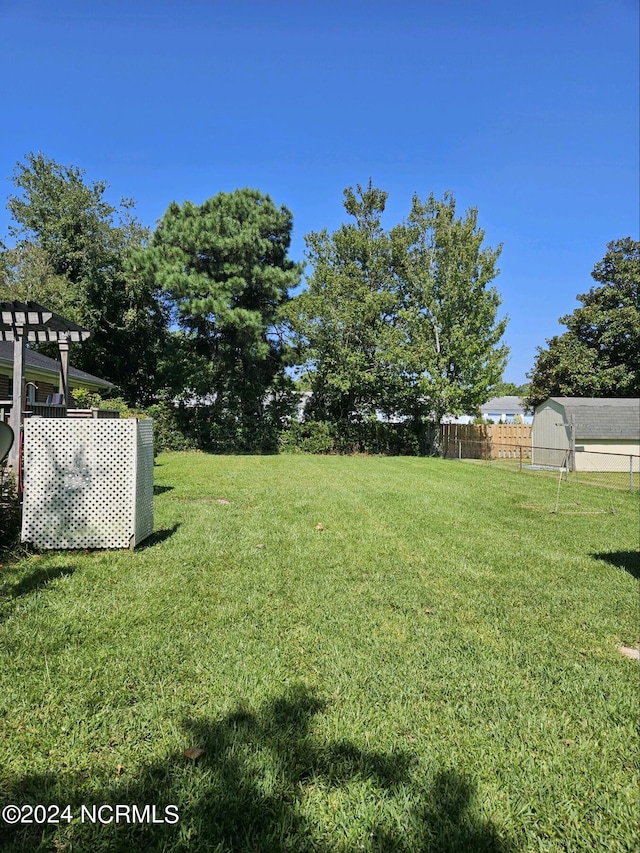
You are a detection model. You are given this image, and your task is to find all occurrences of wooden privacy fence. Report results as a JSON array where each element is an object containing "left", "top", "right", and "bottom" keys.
[{"left": 441, "top": 424, "right": 532, "bottom": 459}]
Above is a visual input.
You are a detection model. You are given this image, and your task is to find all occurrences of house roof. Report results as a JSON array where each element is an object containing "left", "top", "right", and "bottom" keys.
[
  {"left": 543, "top": 397, "right": 640, "bottom": 440},
  {"left": 480, "top": 395, "right": 526, "bottom": 414},
  {"left": 0, "top": 340, "right": 113, "bottom": 390}
]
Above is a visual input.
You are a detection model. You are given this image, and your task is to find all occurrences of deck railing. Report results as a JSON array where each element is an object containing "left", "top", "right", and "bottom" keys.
[{"left": 0, "top": 400, "right": 120, "bottom": 422}]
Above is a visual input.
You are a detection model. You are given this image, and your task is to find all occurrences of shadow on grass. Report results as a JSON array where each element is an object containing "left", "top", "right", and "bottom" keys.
[
  {"left": 592, "top": 550, "right": 640, "bottom": 580},
  {"left": 0, "top": 685, "right": 517, "bottom": 852},
  {"left": 153, "top": 485, "right": 174, "bottom": 496},
  {"left": 0, "top": 563, "right": 75, "bottom": 601},
  {"left": 136, "top": 524, "right": 181, "bottom": 550}
]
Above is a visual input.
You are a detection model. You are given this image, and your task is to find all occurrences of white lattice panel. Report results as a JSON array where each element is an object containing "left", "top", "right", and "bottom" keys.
[
  {"left": 21, "top": 419, "right": 154, "bottom": 549},
  {"left": 135, "top": 419, "right": 154, "bottom": 545}
]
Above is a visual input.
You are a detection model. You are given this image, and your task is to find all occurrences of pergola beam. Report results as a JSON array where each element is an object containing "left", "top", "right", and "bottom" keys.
[
  {"left": 0, "top": 301, "right": 91, "bottom": 477},
  {"left": 1, "top": 306, "right": 52, "bottom": 327}
]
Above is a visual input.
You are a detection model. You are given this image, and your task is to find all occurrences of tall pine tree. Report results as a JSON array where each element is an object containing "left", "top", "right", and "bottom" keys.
[{"left": 143, "top": 189, "right": 302, "bottom": 451}]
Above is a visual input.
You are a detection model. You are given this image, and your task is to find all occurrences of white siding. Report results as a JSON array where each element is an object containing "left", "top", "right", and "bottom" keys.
[{"left": 574, "top": 440, "right": 640, "bottom": 472}]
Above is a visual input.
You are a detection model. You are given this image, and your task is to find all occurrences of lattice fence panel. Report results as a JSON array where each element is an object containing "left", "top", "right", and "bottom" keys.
[
  {"left": 22, "top": 419, "right": 154, "bottom": 549},
  {"left": 135, "top": 419, "right": 154, "bottom": 545}
]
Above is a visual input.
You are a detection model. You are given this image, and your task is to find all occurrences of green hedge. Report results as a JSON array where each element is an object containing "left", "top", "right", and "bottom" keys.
[{"left": 280, "top": 418, "right": 437, "bottom": 456}]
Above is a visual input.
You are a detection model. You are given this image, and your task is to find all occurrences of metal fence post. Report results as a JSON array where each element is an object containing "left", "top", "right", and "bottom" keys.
[{"left": 630, "top": 455, "right": 634, "bottom": 493}]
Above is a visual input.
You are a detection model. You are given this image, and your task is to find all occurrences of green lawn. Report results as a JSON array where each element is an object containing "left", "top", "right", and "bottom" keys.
[{"left": 1, "top": 453, "right": 638, "bottom": 852}]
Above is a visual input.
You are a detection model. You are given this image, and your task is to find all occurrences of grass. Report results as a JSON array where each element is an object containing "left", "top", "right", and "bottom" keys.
[{"left": 0, "top": 453, "right": 638, "bottom": 852}]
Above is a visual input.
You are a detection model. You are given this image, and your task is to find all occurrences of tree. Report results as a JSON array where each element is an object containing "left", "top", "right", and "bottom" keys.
[
  {"left": 143, "top": 189, "right": 302, "bottom": 451},
  {"left": 526, "top": 238, "right": 640, "bottom": 409},
  {"left": 288, "top": 182, "right": 403, "bottom": 425},
  {"left": 490, "top": 381, "right": 530, "bottom": 397},
  {"left": 391, "top": 192, "right": 508, "bottom": 427},
  {"left": 0, "top": 241, "right": 73, "bottom": 317},
  {"left": 289, "top": 184, "right": 508, "bottom": 448},
  {"left": 0, "top": 153, "right": 168, "bottom": 405}
]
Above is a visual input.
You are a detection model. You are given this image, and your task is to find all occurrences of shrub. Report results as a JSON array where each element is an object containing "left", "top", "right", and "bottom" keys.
[
  {"left": 0, "top": 470, "right": 21, "bottom": 553},
  {"left": 280, "top": 420, "right": 336, "bottom": 454},
  {"left": 144, "top": 401, "right": 198, "bottom": 453},
  {"left": 70, "top": 388, "right": 103, "bottom": 409},
  {"left": 71, "top": 389, "right": 136, "bottom": 417},
  {"left": 97, "top": 396, "right": 137, "bottom": 417},
  {"left": 280, "top": 418, "right": 436, "bottom": 456}
]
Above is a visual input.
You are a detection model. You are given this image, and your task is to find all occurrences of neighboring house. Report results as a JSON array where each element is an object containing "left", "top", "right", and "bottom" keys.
[
  {"left": 480, "top": 396, "right": 532, "bottom": 424},
  {"left": 532, "top": 397, "right": 640, "bottom": 471},
  {"left": 441, "top": 396, "right": 532, "bottom": 425},
  {"left": 440, "top": 412, "right": 474, "bottom": 425},
  {"left": 0, "top": 341, "right": 113, "bottom": 404}
]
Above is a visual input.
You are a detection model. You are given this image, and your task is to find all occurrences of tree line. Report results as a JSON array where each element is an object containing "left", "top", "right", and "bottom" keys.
[{"left": 1, "top": 154, "right": 637, "bottom": 453}]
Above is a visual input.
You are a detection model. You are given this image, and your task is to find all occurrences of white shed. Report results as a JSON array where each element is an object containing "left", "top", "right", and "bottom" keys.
[{"left": 532, "top": 397, "right": 640, "bottom": 471}]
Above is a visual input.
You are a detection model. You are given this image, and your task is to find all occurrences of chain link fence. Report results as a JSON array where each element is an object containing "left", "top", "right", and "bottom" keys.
[{"left": 443, "top": 436, "right": 639, "bottom": 493}]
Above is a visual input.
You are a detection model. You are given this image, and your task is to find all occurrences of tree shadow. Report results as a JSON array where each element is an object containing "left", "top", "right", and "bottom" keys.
[
  {"left": 135, "top": 523, "right": 181, "bottom": 550},
  {"left": 0, "top": 685, "right": 518, "bottom": 852},
  {"left": 592, "top": 550, "right": 640, "bottom": 580},
  {"left": 407, "top": 769, "right": 517, "bottom": 852},
  {"left": 0, "top": 563, "right": 75, "bottom": 601}
]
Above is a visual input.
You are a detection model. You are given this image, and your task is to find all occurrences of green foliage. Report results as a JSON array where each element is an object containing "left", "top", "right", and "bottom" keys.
[
  {"left": 70, "top": 388, "right": 135, "bottom": 417},
  {"left": 98, "top": 396, "right": 135, "bottom": 417},
  {"left": 289, "top": 183, "right": 508, "bottom": 449},
  {"left": 279, "top": 419, "right": 337, "bottom": 454},
  {"left": 0, "top": 153, "right": 169, "bottom": 405},
  {"left": 0, "top": 471, "right": 21, "bottom": 553},
  {"left": 0, "top": 241, "right": 72, "bottom": 317},
  {"left": 143, "top": 189, "right": 302, "bottom": 452},
  {"left": 491, "top": 381, "right": 530, "bottom": 397},
  {"left": 280, "top": 417, "right": 434, "bottom": 455},
  {"left": 69, "top": 390, "right": 201, "bottom": 452},
  {"left": 144, "top": 400, "right": 198, "bottom": 453},
  {"left": 391, "top": 192, "right": 508, "bottom": 425},
  {"left": 289, "top": 182, "right": 402, "bottom": 426},
  {"left": 69, "top": 388, "right": 104, "bottom": 410},
  {"left": 526, "top": 238, "right": 640, "bottom": 408}
]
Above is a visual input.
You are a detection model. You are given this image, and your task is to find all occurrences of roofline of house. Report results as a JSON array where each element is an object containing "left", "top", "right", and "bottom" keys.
[{"left": 0, "top": 351, "right": 113, "bottom": 390}]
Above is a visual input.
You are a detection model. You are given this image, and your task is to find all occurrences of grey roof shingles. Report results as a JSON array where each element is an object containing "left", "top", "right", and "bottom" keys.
[
  {"left": 480, "top": 395, "right": 526, "bottom": 414},
  {"left": 0, "top": 340, "right": 113, "bottom": 389},
  {"left": 548, "top": 397, "right": 640, "bottom": 440}
]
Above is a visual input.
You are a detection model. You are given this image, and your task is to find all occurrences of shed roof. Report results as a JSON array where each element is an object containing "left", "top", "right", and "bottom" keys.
[
  {"left": 0, "top": 341, "right": 113, "bottom": 390},
  {"left": 544, "top": 397, "right": 640, "bottom": 440}
]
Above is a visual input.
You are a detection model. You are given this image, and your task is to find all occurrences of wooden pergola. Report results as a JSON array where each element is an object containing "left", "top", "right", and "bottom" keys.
[{"left": 0, "top": 301, "right": 91, "bottom": 473}]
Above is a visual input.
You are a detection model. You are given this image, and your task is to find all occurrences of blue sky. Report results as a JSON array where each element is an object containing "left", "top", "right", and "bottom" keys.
[{"left": 1, "top": 0, "right": 638, "bottom": 384}]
